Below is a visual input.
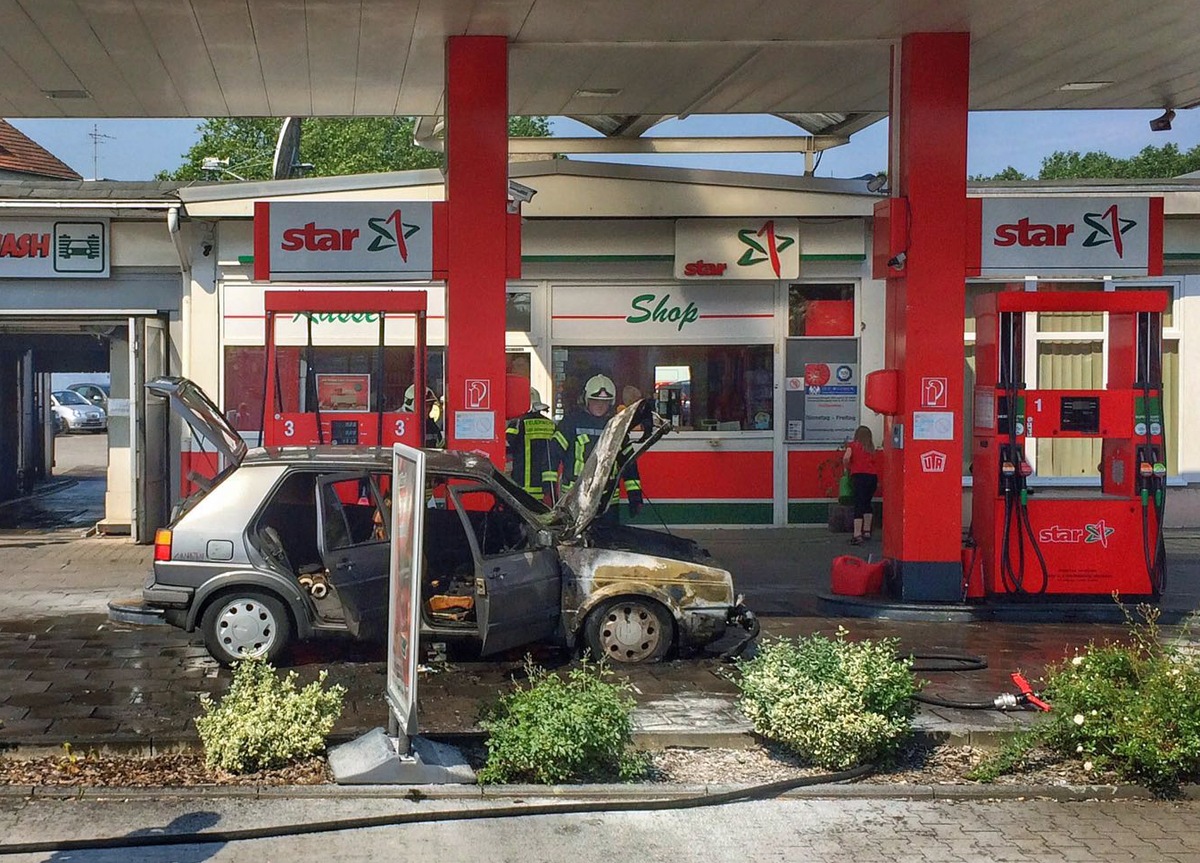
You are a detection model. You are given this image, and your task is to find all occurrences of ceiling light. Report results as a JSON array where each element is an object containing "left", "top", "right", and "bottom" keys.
[
  {"left": 42, "top": 89, "right": 91, "bottom": 100},
  {"left": 1149, "top": 108, "right": 1175, "bottom": 132},
  {"left": 573, "top": 88, "right": 622, "bottom": 98},
  {"left": 1058, "top": 81, "right": 1112, "bottom": 91}
]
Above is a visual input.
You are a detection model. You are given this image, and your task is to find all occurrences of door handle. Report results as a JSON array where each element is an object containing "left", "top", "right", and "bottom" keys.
[
  {"left": 488, "top": 567, "right": 503, "bottom": 579},
  {"left": 336, "top": 559, "right": 355, "bottom": 571}
]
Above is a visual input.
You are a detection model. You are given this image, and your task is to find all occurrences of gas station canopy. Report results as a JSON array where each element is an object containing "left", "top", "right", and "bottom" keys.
[{"left": 1, "top": 0, "right": 1197, "bottom": 131}]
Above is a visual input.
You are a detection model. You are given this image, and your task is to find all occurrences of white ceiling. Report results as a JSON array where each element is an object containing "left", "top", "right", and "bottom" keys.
[{"left": 0, "top": 0, "right": 1197, "bottom": 121}]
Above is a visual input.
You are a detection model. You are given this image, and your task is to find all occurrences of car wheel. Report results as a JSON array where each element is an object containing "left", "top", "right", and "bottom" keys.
[
  {"left": 584, "top": 596, "right": 674, "bottom": 664},
  {"left": 200, "top": 590, "right": 292, "bottom": 665}
]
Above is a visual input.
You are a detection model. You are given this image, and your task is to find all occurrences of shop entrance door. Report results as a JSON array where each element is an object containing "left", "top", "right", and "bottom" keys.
[{"left": 131, "top": 316, "right": 169, "bottom": 542}]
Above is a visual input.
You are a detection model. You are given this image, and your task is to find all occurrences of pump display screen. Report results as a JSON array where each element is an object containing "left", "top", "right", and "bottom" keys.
[
  {"left": 331, "top": 420, "right": 360, "bottom": 445},
  {"left": 1060, "top": 397, "right": 1100, "bottom": 434}
]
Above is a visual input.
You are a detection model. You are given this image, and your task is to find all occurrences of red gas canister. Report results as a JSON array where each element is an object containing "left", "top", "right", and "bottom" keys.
[{"left": 830, "top": 555, "right": 887, "bottom": 596}]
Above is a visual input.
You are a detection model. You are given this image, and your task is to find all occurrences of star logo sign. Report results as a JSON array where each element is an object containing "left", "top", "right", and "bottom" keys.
[
  {"left": 366, "top": 208, "right": 421, "bottom": 261},
  {"left": 736, "top": 219, "right": 795, "bottom": 277},
  {"left": 1082, "top": 204, "right": 1137, "bottom": 258},
  {"left": 1084, "top": 519, "right": 1115, "bottom": 548}
]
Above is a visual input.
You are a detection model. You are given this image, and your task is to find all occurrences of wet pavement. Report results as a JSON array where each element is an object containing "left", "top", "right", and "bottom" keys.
[{"left": 0, "top": 463, "right": 1198, "bottom": 754}]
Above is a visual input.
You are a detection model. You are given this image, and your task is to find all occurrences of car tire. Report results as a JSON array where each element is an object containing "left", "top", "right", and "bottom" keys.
[
  {"left": 200, "top": 590, "right": 292, "bottom": 666},
  {"left": 584, "top": 596, "right": 674, "bottom": 664}
]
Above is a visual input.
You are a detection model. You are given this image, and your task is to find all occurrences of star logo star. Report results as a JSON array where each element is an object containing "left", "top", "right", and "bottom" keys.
[
  {"left": 1084, "top": 519, "right": 1115, "bottom": 548},
  {"left": 367, "top": 208, "right": 421, "bottom": 260},
  {"left": 1082, "top": 204, "right": 1137, "bottom": 258},
  {"left": 737, "top": 219, "right": 795, "bottom": 277}
]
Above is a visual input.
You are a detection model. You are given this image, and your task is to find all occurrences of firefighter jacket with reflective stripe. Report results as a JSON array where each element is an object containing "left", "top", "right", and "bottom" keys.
[
  {"left": 506, "top": 410, "right": 561, "bottom": 497},
  {"left": 555, "top": 407, "right": 641, "bottom": 503}
]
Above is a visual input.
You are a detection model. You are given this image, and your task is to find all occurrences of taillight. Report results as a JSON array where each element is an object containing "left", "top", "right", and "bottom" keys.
[{"left": 154, "top": 528, "right": 173, "bottom": 562}]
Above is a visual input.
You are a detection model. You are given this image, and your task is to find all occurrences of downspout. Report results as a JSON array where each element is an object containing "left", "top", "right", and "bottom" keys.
[{"left": 167, "top": 206, "right": 191, "bottom": 379}]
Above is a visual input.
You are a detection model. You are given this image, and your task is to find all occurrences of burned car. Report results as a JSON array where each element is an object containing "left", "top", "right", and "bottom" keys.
[{"left": 142, "top": 377, "right": 755, "bottom": 666}]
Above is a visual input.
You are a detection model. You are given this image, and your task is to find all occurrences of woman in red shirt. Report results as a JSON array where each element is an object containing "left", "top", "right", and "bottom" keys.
[{"left": 842, "top": 425, "right": 879, "bottom": 545}]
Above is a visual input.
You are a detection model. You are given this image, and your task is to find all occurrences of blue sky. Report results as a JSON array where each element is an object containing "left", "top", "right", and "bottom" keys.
[{"left": 8, "top": 109, "right": 1199, "bottom": 182}]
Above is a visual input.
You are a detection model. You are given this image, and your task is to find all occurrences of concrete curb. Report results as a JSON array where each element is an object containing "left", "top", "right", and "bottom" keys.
[{"left": 0, "top": 781, "right": 1191, "bottom": 803}]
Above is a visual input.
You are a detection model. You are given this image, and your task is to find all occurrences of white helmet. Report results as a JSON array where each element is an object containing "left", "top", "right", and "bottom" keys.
[
  {"left": 403, "top": 385, "right": 437, "bottom": 412},
  {"left": 530, "top": 388, "right": 549, "bottom": 412},
  {"left": 584, "top": 374, "right": 616, "bottom": 400}
]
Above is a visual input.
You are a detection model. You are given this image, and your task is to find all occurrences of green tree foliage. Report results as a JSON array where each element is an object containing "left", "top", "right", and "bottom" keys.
[
  {"left": 159, "top": 115, "right": 552, "bottom": 181},
  {"left": 973, "top": 142, "right": 1200, "bottom": 182}
]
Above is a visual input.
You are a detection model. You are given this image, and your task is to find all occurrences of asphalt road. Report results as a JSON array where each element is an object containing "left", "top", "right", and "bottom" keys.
[{"left": 2, "top": 794, "right": 1199, "bottom": 862}]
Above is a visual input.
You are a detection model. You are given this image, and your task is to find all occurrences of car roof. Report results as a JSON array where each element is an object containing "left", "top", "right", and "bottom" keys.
[{"left": 241, "top": 445, "right": 495, "bottom": 477}]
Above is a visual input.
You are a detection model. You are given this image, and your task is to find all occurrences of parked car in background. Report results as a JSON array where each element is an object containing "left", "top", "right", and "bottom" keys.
[
  {"left": 68, "top": 382, "right": 109, "bottom": 412},
  {"left": 141, "top": 376, "right": 756, "bottom": 666},
  {"left": 51, "top": 390, "right": 107, "bottom": 433}
]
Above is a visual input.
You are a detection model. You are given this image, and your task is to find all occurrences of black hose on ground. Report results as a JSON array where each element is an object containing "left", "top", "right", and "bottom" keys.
[
  {"left": 0, "top": 764, "right": 874, "bottom": 856},
  {"left": 905, "top": 651, "right": 1019, "bottom": 711}
]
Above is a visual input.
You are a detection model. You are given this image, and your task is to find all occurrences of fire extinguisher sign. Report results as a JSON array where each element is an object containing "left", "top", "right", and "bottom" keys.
[{"left": 921, "top": 376, "right": 948, "bottom": 408}]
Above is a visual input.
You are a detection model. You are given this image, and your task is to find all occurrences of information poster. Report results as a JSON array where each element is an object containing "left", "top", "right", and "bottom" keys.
[
  {"left": 802, "top": 362, "right": 859, "bottom": 442},
  {"left": 387, "top": 444, "right": 426, "bottom": 738},
  {"left": 316, "top": 374, "right": 370, "bottom": 411}
]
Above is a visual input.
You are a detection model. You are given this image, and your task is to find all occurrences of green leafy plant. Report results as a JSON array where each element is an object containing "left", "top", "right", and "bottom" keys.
[
  {"left": 734, "top": 630, "right": 919, "bottom": 770},
  {"left": 1037, "top": 606, "right": 1200, "bottom": 795},
  {"left": 478, "top": 660, "right": 647, "bottom": 784},
  {"left": 195, "top": 659, "right": 345, "bottom": 774}
]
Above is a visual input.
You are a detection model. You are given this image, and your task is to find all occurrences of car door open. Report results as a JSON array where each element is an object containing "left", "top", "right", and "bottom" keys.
[
  {"left": 441, "top": 479, "right": 561, "bottom": 656},
  {"left": 316, "top": 471, "right": 391, "bottom": 641}
]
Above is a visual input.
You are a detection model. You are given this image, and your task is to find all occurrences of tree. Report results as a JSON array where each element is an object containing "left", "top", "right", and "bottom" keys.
[
  {"left": 971, "top": 142, "right": 1200, "bottom": 182},
  {"left": 158, "top": 116, "right": 552, "bottom": 181}
]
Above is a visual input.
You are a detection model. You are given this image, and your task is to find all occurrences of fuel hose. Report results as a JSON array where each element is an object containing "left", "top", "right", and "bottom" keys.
[{"left": 0, "top": 764, "right": 873, "bottom": 856}]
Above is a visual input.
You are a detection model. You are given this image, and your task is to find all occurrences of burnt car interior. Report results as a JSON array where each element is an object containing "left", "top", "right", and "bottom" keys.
[
  {"left": 249, "top": 469, "right": 540, "bottom": 631},
  {"left": 423, "top": 476, "right": 536, "bottom": 627}
]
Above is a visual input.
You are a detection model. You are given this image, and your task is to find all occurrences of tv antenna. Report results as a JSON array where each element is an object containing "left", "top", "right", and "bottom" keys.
[{"left": 88, "top": 124, "right": 115, "bottom": 180}]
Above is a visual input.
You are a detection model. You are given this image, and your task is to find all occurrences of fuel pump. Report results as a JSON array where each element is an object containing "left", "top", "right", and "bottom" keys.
[
  {"left": 261, "top": 290, "right": 428, "bottom": 449},
  {"left": 969, "top": 290, "right": 1169, "bottom": 600}
]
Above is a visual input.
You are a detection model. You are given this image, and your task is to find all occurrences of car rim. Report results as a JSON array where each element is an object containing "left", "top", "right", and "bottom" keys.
[
  {"left": 215, "top": 598, "right": 277, "bottom": 658},
  {"left": 599, "top": 601, "right": 663, "bottom": 662}
]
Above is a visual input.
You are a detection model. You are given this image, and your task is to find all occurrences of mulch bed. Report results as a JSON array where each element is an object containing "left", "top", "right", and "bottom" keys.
[{"left": 0, "top": 743, "right": 1107, "bottom": 789}]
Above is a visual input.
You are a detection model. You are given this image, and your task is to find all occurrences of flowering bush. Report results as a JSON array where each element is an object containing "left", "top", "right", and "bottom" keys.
[
  {"left": 1038, "top": 606, "right": 1200, "bottom": 794},
  {"left": 734, "top": 630, "right": 919, "bottom": 769},
  {"left": 195, "top": 659, "right": 345, "bottom": 774},
  {"left": 478, "top": 660, "right": 646, "bottom": 784}
]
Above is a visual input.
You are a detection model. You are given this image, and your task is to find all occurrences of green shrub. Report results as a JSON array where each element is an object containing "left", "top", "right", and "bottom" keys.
[
  {"left": 734, "top": 630, "right": 919, "bottom": 770},
  {"left": 195, "top": 660, "right": 345, "bottom": 774},
  {"left": 1036, "top": 606, "right": 1200, "bottom": 795},
  {"left": 478, "top": 661, "right": 647, "bottom": 784}
]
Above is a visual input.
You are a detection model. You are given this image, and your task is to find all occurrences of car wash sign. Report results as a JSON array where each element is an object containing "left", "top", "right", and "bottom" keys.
[
  {"left": 974, "top": 197, "right": 1162, "bottom": 277},
  {"left": 255, "top": 201, "right": 433, "bottom": 281},
  {"left": 675, "top": 218, "right": 800, "bottom": 280},
  {"left": 0, "top": 219, "right": 109, "bottom": 278}
]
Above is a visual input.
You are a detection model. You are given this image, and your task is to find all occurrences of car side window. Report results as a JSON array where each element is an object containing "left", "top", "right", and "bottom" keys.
[
  {"left": 320, "top": 476, "right": 386, "bottom": 551},
  {"left": 448, "top": 482, "right": 531, "bottom": 558}
]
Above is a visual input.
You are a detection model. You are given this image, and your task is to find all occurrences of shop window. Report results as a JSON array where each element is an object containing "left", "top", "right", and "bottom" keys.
[
  {"left": 788, "top": 284, "right": 854, "bottom": 337},
  {"left": 223, "top": 345, "right": 445, "bottom": 432},
  {"left": 551, "top": 345, "right": 772, "bottom": 431},
  {"left": 1034, "top": 340, "right": 1104, "bottom": 478},
  {"left": 506, "top": 292, "right": 532, "bottom": 332},
  {"left": 1035, "top": 281, "right": 1105, "bottom": 333}
]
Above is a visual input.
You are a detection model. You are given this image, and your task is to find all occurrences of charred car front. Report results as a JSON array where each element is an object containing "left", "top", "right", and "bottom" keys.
[{"left": 142, "top": 377, "right": 755, "bottom": 665}]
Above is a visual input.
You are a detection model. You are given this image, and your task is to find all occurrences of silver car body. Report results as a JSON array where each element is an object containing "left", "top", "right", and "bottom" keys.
[
  {"left": 142, "top": 377, "right": 746, "bottom": 662},
  {"left": 51, "top": 390, "right": 107, "bottom": 432}
]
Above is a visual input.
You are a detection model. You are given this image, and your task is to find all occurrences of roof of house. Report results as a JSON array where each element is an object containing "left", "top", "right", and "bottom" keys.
[{"left": 0, "top": 120, "right": 82, "bottom": 181}]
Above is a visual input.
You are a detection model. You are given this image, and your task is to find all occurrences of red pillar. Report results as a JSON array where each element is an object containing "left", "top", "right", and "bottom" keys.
[
  {"left": 882, "top": 32, "right": 970, "bottom": 601},
  {"left": 444, "top": 35, "right": 508, "bottom": 464}
]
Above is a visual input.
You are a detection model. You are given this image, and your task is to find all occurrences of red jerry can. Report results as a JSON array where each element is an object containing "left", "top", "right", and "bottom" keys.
[{"left": 831, "top": 555, "right": 887, "bottom": 596}]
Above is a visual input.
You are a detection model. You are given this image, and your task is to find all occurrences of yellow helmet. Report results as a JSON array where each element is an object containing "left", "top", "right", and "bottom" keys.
[{"left": 403, "top": 385, "right": 437, "bottom": 412}]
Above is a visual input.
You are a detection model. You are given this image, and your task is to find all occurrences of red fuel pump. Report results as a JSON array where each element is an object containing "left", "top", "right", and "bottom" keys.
[
  {"left": 968, "top": 290, "right": 1168, "bottom": 600},
  {"left": 261, "top": 290, "right": 428, "bottom": 449}
]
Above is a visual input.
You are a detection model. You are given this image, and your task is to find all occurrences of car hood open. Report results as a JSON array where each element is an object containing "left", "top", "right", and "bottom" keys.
[
  {"left": 147, "top": 376, "right": 247, "bottom": 467},
  {"left": 552, "top": 399, "right": 669, "bottom": 537}
]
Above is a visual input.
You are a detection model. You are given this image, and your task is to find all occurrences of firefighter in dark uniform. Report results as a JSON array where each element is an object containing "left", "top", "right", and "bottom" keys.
[
  {"left": 506, "top": 388, "right": 560, "bottom": 504},
  {"left": 403, "top": 385, "right": 444, "bottom": 448},
  {"left": 555, "top": 374, "right": 643, "bottom": 525}
]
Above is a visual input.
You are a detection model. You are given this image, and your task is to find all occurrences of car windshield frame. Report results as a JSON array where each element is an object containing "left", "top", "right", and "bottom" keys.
[{"left": 53, "top": 391, "right": 90, "bottom": 406}]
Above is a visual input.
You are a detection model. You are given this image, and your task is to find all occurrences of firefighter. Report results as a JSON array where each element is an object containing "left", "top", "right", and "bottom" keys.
[
  {"left": 556, "top": 374, "right": 643, "bottom": 524},
  {"left": 506, "top": 388, "right": 561, "bottom": 504},
  {"left": 403, "top": 384, "right": 444, "bottom": 448}
]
